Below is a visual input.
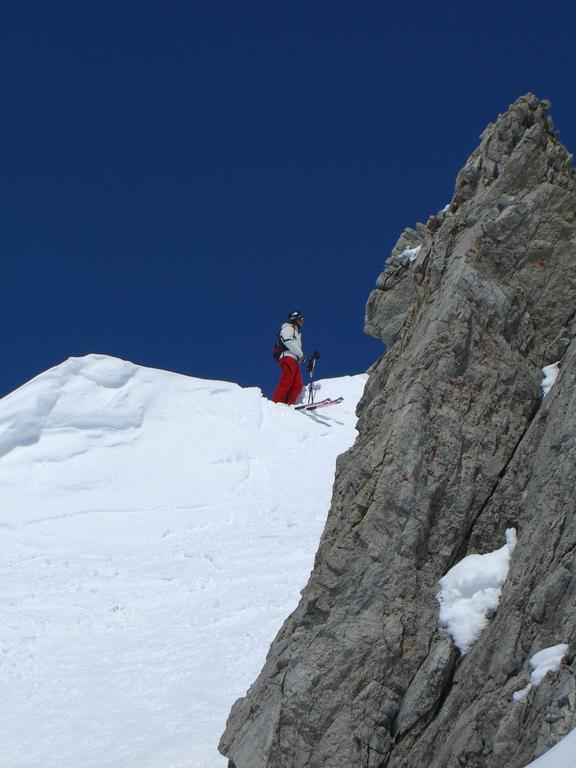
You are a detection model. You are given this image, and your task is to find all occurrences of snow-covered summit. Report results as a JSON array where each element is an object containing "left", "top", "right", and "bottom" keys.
[
  {"left": 0, "top": 354, "right": 367, "bottom": 767},
  {"left": 0, "top": 354, "right": 365, "bottom": 526},
  {"left": 0, "top": 355, "right": 147, "bottom": 462}
]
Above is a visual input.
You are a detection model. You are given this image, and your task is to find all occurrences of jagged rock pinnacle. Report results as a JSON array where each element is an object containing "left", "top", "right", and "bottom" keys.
[{"left": 220, "top": 96, "right": 576, "bottom": 768}]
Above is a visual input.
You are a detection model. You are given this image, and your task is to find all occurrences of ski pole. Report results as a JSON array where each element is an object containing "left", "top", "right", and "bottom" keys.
[{"left": 306, "top": 351, "right": 320, "bottom": 405}]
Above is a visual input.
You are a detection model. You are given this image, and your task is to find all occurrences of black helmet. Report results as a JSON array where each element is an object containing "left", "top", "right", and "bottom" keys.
[{"left": 287, "top": 310, "right": 304, "bottom": 322}]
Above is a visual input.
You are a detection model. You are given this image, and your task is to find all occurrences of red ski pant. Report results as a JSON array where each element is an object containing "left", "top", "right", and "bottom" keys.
[{"left": 272, "top": 356, "right": 303, "bottom": 405}]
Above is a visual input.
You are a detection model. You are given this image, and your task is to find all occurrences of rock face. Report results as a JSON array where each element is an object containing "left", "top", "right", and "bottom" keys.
[{"left": 219, "top": 94, "right": 576, "bottom": 767}]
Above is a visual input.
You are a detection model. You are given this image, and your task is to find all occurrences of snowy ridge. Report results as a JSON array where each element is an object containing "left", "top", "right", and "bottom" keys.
[
  {"left": 0, "top": 354, "right": 367, "bottom": 767},
  {"left": 0, "top": 355, "right": 145, "bottom": 460}
]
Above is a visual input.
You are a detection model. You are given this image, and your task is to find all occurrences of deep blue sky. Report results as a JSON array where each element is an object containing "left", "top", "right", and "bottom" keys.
[{"left": 2, "top": 2, "right": 575, "bottom": 399}]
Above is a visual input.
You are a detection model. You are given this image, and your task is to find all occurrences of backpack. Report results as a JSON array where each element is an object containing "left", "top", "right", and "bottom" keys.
[{"left": 272, "top": 329, "right": 287, "bottom": 361}]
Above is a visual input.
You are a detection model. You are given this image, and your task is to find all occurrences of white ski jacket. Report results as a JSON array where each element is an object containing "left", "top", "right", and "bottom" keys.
[{"left": 278, "top": 322, "right": 304, "bottom": 362}]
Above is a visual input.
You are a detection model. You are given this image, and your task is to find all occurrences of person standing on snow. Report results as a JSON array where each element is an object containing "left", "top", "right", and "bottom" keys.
[{"left": 272, "top": 311, "right": 306, "bottom": 405}]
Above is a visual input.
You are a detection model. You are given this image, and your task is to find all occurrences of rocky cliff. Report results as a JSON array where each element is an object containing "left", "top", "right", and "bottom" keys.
[{"left": 219, "top": 94, "right": 576, "bottom": 767}]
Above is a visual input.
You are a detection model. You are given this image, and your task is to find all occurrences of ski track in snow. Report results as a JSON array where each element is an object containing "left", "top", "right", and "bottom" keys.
[{"left": 0, "top": 354, "right": 367, "bottom": 768}]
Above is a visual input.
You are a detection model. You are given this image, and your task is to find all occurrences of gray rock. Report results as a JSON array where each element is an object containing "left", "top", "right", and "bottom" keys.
[
  {"left": 219, "top": 93, "right": 576, "bottom": 767},
  {"left": 394, "top": 636, "right": 458, "bottom": 736}
]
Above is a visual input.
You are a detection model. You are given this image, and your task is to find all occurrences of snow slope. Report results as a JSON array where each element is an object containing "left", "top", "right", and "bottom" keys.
[
  {"left": 526, "top": 728, "right": 576, "bottom": 768},
  {"left": 0, "top": 355, "right": 367, "bottom": 768}
]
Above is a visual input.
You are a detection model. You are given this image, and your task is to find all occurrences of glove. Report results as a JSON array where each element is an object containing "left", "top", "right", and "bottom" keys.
[{"left": 311, "top": 350, "right": 320, "bottom": 360}]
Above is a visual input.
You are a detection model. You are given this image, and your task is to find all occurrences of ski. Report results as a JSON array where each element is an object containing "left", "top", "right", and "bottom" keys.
[
  {"left": 295, "top": 398, "right": 331, "bottom": 410},
  {"left": 295, "top": 397, "right": 343, "bottom": 412},
  {"left": 303, "top": 397, "right": 343, "bottom": 411}
]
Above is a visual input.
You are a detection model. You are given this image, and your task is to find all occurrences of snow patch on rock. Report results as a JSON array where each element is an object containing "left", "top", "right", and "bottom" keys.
[
  {"left": 437, "top": 529, "right": 517, "bottom": 654},
  {"left": 513, "top": 643, "right": 569, "bottom": 702},
  {"left": 541, "top": 362, "right": 560, "bottom": 397},
  {"left": 394, "top": 244, "right": 421, "bottom": 265}
]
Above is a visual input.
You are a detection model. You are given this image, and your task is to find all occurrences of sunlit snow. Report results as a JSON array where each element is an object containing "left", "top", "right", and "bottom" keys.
[
  {"left": 437, "top": 529, "right": 517, "bottom": 654},
  {"left": 524, "top": 727, "right": 576, "bottom": 768},
  {"left": 394, "top": 244, "right": 421, "bottom": 265},
  {"left": 513, "top": 644, "right": 569, "bottom": 702},
  {"left": 541, "top": 362, "right": 560, "bottom": 397},
  {"left": 0, "top": 354, "right": 367, "bottom": 768},
  {"left": 3, "top": 355, "right": 574, "bottom": 768}
]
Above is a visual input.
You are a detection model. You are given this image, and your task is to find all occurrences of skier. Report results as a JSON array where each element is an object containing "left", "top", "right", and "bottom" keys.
[{"left": 272, "top": 311, "right": 306, "bottom": 405}]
